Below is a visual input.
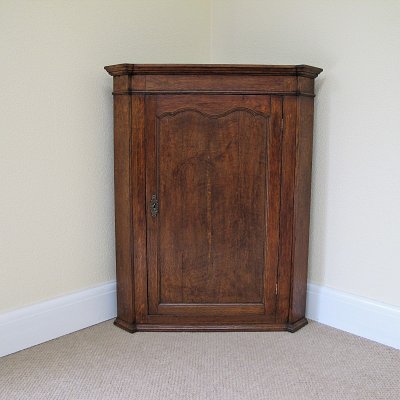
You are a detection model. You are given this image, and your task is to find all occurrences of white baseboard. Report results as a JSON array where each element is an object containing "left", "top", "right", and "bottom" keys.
[
  {"left": 0, "top": 281, "right": 117, "bottom": 357},
  {"left": 1, "top": 281, "right": 398, "bottom": 357},
  {"left": 306, "top": 282, "right": 400, "bottom": 350}
]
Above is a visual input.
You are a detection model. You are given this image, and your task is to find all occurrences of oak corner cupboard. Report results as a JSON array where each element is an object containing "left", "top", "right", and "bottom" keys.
[{"left": 105, "top": 63, "right": 322, "bottom": 333}]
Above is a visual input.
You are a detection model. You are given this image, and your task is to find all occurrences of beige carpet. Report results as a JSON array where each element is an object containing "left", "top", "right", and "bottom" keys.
[{"left": 0, "top": 320, "right": 399, "bottom": 400}]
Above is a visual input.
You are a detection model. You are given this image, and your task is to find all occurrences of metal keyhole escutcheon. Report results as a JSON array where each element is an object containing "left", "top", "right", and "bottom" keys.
[{"left": 150, "top": 194, "right": 159, "bottom": 217}]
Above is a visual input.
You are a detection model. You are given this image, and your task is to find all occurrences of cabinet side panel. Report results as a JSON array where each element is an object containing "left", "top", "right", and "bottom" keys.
[
  {"left": 131, "top": 95, "right": 147, "bottom": 323},
  {"left": 113, "top": 94, "right": 135, "bottom": 327},
  {"left": 290, "top": 96, "right": 315, "bottom": 323},
  {"left": 276, "top": 96, "right": 297, "bottom": 323}
]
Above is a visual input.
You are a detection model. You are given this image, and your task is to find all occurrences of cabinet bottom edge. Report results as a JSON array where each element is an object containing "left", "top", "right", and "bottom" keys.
[
  {"left": 287, "top": 317, "right": 308, "bottom": 332},
  {"left": 114, "top": 317, "right": 308, "bottom": 333},
  {"left": 114, "top": 317, "right": 137, "bottom": 333}
]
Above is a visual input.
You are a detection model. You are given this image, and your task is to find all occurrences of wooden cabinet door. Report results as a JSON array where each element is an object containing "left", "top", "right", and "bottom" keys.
[{"left": 145, "top": 94, "right": 282, "bottom": 324}]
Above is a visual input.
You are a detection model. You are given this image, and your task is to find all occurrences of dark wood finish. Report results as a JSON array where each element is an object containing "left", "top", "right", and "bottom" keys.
[
  {"left": 276, "top": 96, "right": 297, "bottom": 323},
  {"left": 105, "top": 64, "right": 321, "bottom": 96},
  {"left": 104, "top": 64, "right": 322, "bottom": 78},
  {"left": 112, "top": 85, "right": 135, "bottom": 331},
  {"left": 106, "top": 64, "right": 322, "bottom": 333},
  {"left": 290, "top": 96, "right": 315, "bottom": 323},
  {"left": 146, "top": 95, "right": 278, "bottom": 322}
]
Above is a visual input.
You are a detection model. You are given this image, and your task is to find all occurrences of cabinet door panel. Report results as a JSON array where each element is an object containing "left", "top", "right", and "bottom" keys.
[{"left": 145, "top": 95, "right": 281, "bottom": 322}]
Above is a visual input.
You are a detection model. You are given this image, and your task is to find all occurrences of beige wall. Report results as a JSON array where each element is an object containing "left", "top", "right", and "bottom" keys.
[
  {"left": 2, "top": 0, "right": 399, "bottom": 314},
  {"left": 212, "top": 0, "right": 400, "bottom": 306},
  {"left": 0, "top": 0, "right": 210, "bottom": 312}
]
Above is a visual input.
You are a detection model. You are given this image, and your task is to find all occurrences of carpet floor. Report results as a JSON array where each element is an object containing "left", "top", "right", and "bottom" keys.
[{"left": 0, "top": 320, "right": 399, "bottom": 399}]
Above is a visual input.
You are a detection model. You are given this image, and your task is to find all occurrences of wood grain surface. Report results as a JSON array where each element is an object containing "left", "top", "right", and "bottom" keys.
[{"left": 107, "top": 64, "right": 322, "bottom": 332}]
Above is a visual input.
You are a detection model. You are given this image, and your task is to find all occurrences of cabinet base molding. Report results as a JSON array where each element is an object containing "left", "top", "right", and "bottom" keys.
[
  {"left": 114, "top": 318, "right": 137, "bottom": 333},
  {"left": 114, "top": 318, "right": 308, "bottom": 333},
  {"left": 286, "top": 318, "right": 309, "bottom": 333}
]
